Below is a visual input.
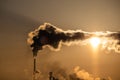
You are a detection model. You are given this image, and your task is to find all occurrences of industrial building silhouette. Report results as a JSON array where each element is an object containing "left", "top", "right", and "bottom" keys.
[{"left": 49, "top": 72, "right": 59, "bottom": 80}]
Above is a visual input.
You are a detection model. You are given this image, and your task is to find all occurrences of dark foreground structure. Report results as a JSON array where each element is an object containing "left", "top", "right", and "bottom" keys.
[{"left": 49, "top": 72, "right": 59, "bottom": 80}]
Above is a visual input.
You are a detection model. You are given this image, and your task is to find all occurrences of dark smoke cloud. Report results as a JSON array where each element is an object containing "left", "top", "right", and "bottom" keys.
[
  {"left": 27, "top": 23, "right": 120, "bottom": 56},
  {"left": 27, "top": 23, "right": 88, "bottom": 56}
]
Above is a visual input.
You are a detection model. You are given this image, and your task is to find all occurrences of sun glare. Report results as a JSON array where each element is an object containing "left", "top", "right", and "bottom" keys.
[{"left": 89, "top": 37, "right": 101, "bottom": 48}]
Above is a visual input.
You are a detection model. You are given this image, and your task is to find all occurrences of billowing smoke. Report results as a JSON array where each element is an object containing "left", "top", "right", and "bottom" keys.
[
  {"left": 27, "top": 23, "right": 120, "bottom": 56},
  {"left": 104, "top": 32, "right": 120, "bottom": 53},
  {"left": 27, "top": 23, "right": 88, "bottom": 56},
  {"left": 34, "top": 62, "right": 112, "bottom": 80},
  {"left": 71, "top": 66, "right": 112, "bottom": 80}
]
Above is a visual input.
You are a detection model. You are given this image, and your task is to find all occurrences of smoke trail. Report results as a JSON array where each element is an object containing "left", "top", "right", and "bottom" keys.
[
  {"left": 104, "top": 32, "right": 120, "bottom": 53},
  {"left": 27, "top": 23, "right": 120, "bottom": 56},
  {"left": 27, "top": 23, "right": 89, "bottom": 56}
]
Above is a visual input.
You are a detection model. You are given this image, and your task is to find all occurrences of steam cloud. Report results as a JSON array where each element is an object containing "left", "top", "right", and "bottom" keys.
[
  {"left": 34, "top": 62, "right": 112, "bottom": 80},
  {"left": 27, "top": 23, "right": 120, "bottom": 56}
]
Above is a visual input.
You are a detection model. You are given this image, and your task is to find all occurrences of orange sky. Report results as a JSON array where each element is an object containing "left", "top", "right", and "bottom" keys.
[{"left": 0, "top": 0, "right": 120, "bottom": 80}]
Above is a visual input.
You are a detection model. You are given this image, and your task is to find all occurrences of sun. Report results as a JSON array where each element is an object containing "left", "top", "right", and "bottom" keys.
[{"left": 89, "top": 37, "right": 101, "bottom": 48}]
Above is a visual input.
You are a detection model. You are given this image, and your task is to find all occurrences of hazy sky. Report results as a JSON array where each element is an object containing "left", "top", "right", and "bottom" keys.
[{"left": 0, "top": 0, "right": 120, "bottom": 80}]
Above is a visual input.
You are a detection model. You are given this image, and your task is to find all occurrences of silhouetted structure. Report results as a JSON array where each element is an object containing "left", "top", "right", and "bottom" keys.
[
  {"left": 49, "top": 72, "right": 59, "bottom": 80},
  {"left": 34, "top": 57, "right": 36, "bottom": 73},
  {"left": 33, "top": 57, "right": 39, "bottom": 80}
]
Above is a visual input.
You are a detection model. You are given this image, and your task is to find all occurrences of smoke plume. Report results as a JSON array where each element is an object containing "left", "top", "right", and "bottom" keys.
[
  {"left": 36, "top": 62, "right": 112, "bottom": 80},
  {"left": 27, "top": 23, "right": 120, "bottom": 56}
]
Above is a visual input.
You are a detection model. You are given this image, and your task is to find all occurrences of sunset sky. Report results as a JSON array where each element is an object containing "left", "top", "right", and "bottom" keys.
[{"left": 0, "top": 0, "right": 120, "bottom": 80}]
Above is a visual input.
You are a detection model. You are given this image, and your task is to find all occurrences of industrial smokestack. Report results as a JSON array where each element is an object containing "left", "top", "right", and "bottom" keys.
[
  {"left": 33, "top": 57, "right": 37, "bottom": 80},
  {"left": 33, "top": 57, "right": 36, "bottom": 74}
]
